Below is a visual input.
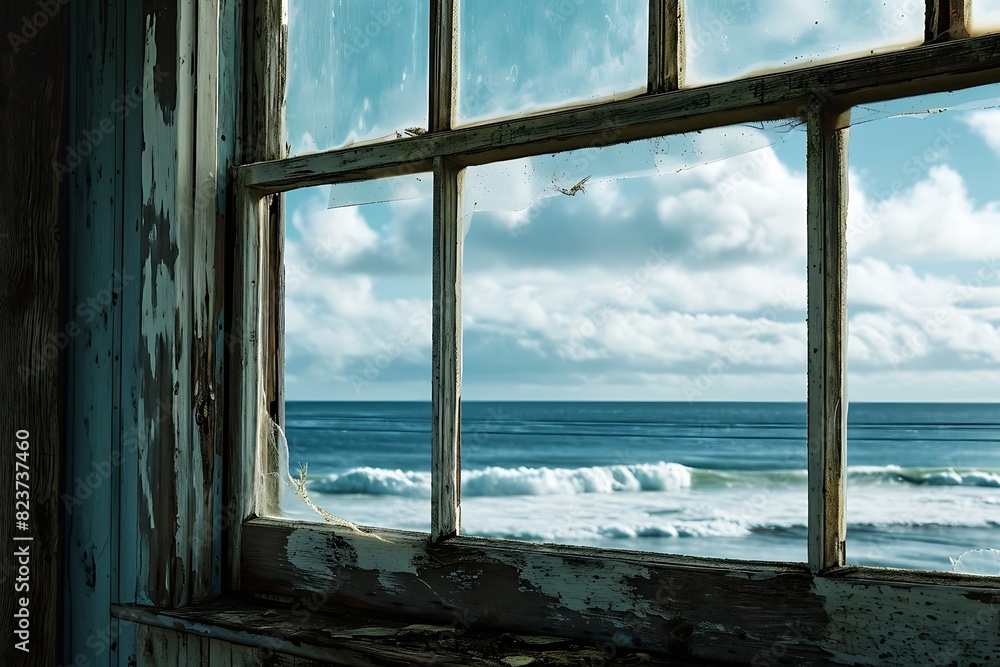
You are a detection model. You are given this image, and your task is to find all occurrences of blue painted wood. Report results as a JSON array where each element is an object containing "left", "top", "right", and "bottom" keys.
[
  {"left": 65, "top": 0, "right": 232, "bottom": 661},
  {"left": 65, "top": 0, "right": 124, "bottom": 664},
  {"left": 216, "top": 0, "right": 242, "bottom": 597},
  {"left": 113, "top": 0, "right": 147, "bottom": 663}
]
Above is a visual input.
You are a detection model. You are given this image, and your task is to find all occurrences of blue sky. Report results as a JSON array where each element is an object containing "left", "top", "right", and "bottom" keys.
[{"left": 282, "top": 1, "right": 1000, "bottom": 403}]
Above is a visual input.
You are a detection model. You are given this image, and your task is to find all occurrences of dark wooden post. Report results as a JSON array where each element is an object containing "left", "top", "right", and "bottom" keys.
[{"left": 0, "top": 1, "right": 67, "bottom": 665}]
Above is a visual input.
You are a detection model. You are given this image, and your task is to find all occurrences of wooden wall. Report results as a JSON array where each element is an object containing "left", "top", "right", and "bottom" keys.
[
  {"left": 62, "top": 0, "right": 239, "bottom": 663},
  {"left": 0, "top": 0, "right": 66, "bottom": 664}
]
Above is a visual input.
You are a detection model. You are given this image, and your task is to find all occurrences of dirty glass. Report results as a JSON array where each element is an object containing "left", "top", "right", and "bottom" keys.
[
  {"left": 459, "top": 124, "right": 810, "bottom": 563},
  {"left": 844, "top": 84, "right": 1000, "bottom": 574},
  {"left": 275, "top": 177, "right": 433, "bottom": 532},
  {"left": 457, "top": 0, "right": 648, "bottom": 125},
  {"left": 682, "top": 0, "right": 924, "bottom": 86},
  {"left": 286, "top": 0, "right": 430, "bottom": 154},
  {"left": 971, "top": 0, "right": 1000, "bottom": 35}
]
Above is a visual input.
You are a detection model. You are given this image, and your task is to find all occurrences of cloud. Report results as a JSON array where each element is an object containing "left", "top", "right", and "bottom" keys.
[
  {"left": 684, "top": 0, "right": 923, "bottom": 84},
  {"left": 848, "top": 165, "right": 1000, "bottom": 261},
  {"left": 283, "top": 189, "right": 433, "bottom": 399},
  {"left": 964, "top": 109, "right": 1000, "bottom": 158},
  {"left": 282, "top": 122, "right": 1000, "bottom": 402},
  {"left": 457, "top": 0, "right": 647, "bottom": 123}
]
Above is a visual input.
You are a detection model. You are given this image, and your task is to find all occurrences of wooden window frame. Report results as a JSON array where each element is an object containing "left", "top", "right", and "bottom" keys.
[{"left": 227, "top": 2, "right": 1000, "bottom": 662}]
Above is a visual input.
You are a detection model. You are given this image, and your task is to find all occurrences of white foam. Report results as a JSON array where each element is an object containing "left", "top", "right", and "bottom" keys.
[{"left": 310, "top": 462, "right": 692, "bottom": 498}]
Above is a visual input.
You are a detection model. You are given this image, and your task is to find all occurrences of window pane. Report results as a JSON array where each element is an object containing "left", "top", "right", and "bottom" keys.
[
  {"left": 971, "top": 0, "right": 1000, "bottom": 34},
  {"left": 277, "top": 177, "right": 433, "bottom": 532},
  {"left": 460, "top": 125, "right": 809, "bottom": 562},
  {"left": 682, "top": 0, "right": 923, "bottom": 86},
  {"left": 286, "top": 1, "right": 430, "bottom": 154},
  {"left": 457, "top": 0, "right": 648, "bottom": 126},
  {"left": 845, "top": 85, "right": 1000, "bottom": 574}
]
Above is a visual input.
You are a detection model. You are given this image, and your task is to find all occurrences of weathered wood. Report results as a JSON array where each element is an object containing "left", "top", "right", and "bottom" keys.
[
  {"left": 926, "top": 0, "right": 971, "bottom": 42},
  {"left": 241, "top": 519, "right": 1000, "bottom": 666},
  {"left": 648, "top": 0, "right": 682, "bottom": 93},
  {"left": 0, "top": 0, "right": 66, "bottom": 664},
  {"left": 130, "top": 0, "right": 225, "bottom": 610},
  {"left": 115, "top": 598, "right": 704, "bottom": 666},
  {"left": 806, "top": 101, "right": 849, "bottom": 574},
  {"left": 191, "top": 0, "right": 224, "bottom": 601},
  {"left": 431, "top": 158, "right": 464, "bottom": 541},
  {"left": 112, "top": 2, "right": 150, "bottom": 663},
  {"left": 241, "top": 0, "right": 286, "bottom": 163},
  {"left": 226, "top": 0, "right": 286, "bottom": 593},
  {"left": 227, "top": 181, "right": 272, "bottom": 593},
  {"left": 61, "top": 0, "right": 123, "bottom": 663},
  {"left": 430, "top": 0, "right": 457, "bottom": 131},
  {"left": 138, "top": 621, "right": 210, "bottom": 667},
  {"left": 239, "top": 32, "right": 1000, "bottom": 194}
]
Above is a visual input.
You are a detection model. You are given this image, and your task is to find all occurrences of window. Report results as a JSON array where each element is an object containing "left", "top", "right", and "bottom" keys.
[{"left": 230, "top": 2, "right": 1000, "bottom": 662}]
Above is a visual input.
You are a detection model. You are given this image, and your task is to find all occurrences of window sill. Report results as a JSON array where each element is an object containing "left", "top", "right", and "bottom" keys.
[{"left": 111, "top": 598, "right": 721, "bottom": 666}]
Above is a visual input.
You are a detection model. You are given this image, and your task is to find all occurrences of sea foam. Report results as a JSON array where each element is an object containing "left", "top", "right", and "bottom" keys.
[{"left": 309, "top": 461, "right": 692, "bottom": 497}]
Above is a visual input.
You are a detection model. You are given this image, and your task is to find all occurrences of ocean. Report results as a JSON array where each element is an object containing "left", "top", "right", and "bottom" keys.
[{"left": 278, "top": 401, "right": 999, "bottom": 574}]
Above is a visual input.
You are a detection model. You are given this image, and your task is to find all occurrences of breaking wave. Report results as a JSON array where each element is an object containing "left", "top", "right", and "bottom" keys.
[{"left": 305, "top": 462, "right": 1000, "bottom": 498}]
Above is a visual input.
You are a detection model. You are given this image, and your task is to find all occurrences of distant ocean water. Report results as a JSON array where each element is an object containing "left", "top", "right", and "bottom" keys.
[{"left": 280, "top": 401, "right": 1000, "bottom": 574}]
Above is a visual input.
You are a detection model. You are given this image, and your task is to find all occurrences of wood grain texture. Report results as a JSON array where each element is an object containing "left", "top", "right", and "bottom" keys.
[
  {"left": 240, "top": 32, "right": 1000, "bottom": 194},
  {"left": 241, "top": 520, "right": 1000, "bottom": 666},
  {"left": 429, "top": 0, "right": 457, "bottom": 131},
  {"left": 227, "top": 182, "right": 270, "bottom": 593},
  {"left": 431, "top": 158, "right": 463, "bottom": 541},
  {"left": 116, "top": 599, "right": 716, "bottom": 666},
  {"left": 648, "top": 0, "right": 682, "bottom": 93},
  {"left": 926, "top": 0, "right": 971, "bottom": 42},
  {"left": 806, "top": 101, "right": 849, "bottom": 574},
  {"left": 0, "top": 0, "right": 66, "bottom": 664},
  {"left": 227, "top": 0, "right": 286, "bottom": 593},
  {"left": 132, "top": 0, "right": 225, "bottom": 610},
  {"left": 116, "top": 1, "right": 148, "bottom": 664},
  {"left": 62, "top": 0, "right": 123, "bottom": 663}
]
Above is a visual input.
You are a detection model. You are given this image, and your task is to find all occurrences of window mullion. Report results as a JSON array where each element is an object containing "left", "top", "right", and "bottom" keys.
[
  {"left": 926, "top": 0, "right": 971, "bottom": 42},
  {"left": 430, "top": 0, "right": 458, "bottom": 131},
  {"left": 806, "top": 99, "right": 849, "bottom": 574},
  {"left": 649, "top": 0, "right": 682, "bottom": 93},
  {"left": 431, "top": 156, "right": 463, "bottom": 541}
]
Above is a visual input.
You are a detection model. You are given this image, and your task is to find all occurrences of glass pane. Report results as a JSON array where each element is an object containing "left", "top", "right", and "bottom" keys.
[
  {"left": 971, "top": 0, "right": 1000, "bottom": 34},
  {"left": 460, "top": 124, "right": 810, "bottom": 562},
  {"left": 286, "top": 0, "right": 430, "bottom": 154},
  {"left": 457, "top": 0, "right": 648, "bottom": 126},
  {"left": 276, "top": 177, "right": 433, "bottom": 532},
  {"left": 845, "top": 85, "right": 1000, "bottom": 574},
  {"left": 682, "top": 0, "right": 923, "bottom": 86}
]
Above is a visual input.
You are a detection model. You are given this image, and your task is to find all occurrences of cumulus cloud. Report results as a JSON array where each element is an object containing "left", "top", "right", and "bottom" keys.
[
  {"left": 848, "top": 165, "right": 1000, "bottom": 260},
  {"left": 282, "top": 120, "right": 1000, "bottom": 402},
  {"left": 964, "top": 109, "right": 1000, "bottom": 158},
  {"left": 684, "top": 0, "right": 923, "bottom": 83}
]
